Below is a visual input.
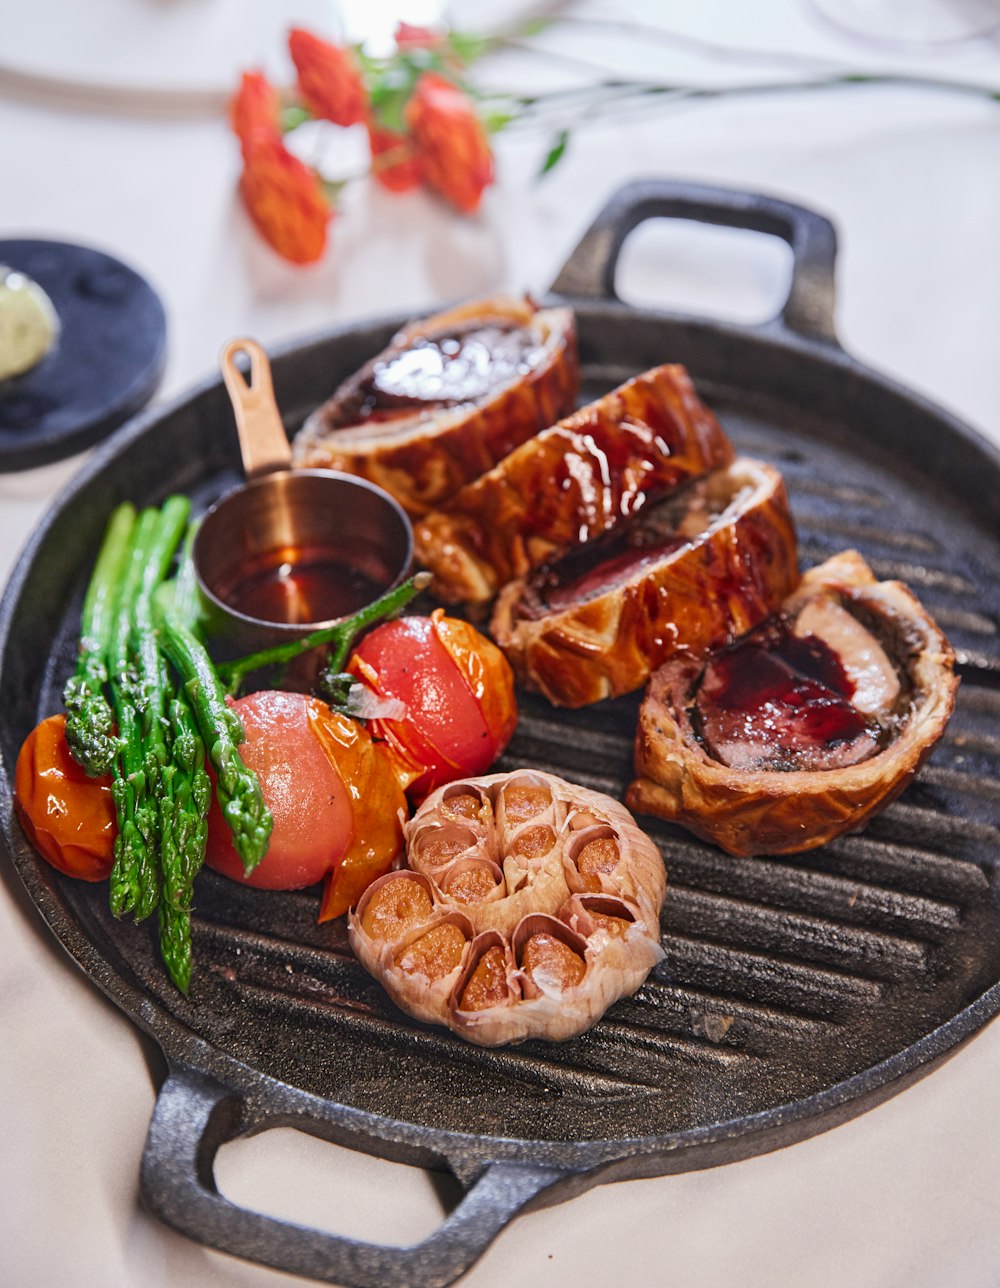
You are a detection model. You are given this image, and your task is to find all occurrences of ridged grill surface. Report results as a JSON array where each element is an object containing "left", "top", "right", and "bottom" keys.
[{"left": 7, "top": 342, "right": 1000, "bottom": 1151}]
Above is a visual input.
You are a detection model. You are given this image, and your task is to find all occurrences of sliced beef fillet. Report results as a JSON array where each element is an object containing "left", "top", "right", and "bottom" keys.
[
  {"left": 291, "top": 296, "right": 578, "bottom": 516},
  {"left": 516, "top": 466, "right": 737, "bottom": 620},
  {"left": 627, "top": 551, "right": 959, "bottom": 857},
  {"left": 693, "top": 610, "right": 896, "bottom": 773},
  {"left": 491, "top": 458, "right": 798, "bottom": 708},
  {"left": 414, "top": 364, "right": 733, "bottom": 605}
]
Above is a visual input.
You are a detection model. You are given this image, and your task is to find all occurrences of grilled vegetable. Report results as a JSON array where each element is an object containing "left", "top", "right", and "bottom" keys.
[
  {"left": 19, "top": 497, "right": 265, "bottom": 992},
  {"left": 130, "top": 496, "right": 196, "bottom": 986},
  {"left": 155, "top": 688, "right": 210, "bottom": 994},
  {"left": 157, "top": 609, "right": 273, "bottom": 873},
  {"left": 203, "top": 691, "right": 406, "bottom": 921},
  {"left": 14, "top": 714, "right": 115, "bottom": 880},
  {"left": 107, "top": 507, "right": 164, "bottom": 920},
  {"left": 106, "top": 498, "right": 191, "bottom": 922},
  {"left": 346, "top": 610, "right": 518, "bottom": 799},
  {"left": 215, "top": 571, "right": 431, "bottom": 697},
  {"left": 350, "top": 769, "right": 666, "bottom": 1045},
  {"left": 63, "top": 503, "right": 136, "bottom": 777}
]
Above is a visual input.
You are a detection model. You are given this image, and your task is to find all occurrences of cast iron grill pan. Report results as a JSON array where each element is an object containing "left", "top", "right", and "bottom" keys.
[{"left": 2, "top": 182, "right": 1000, "bottom": 1286}]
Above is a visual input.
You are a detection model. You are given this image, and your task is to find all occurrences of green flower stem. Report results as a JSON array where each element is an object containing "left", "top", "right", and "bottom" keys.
[{"left": 492, "top": 71, "right": 1000, "bottom": 133}]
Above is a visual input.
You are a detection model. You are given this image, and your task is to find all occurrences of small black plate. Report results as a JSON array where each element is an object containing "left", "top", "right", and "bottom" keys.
[{"left": 0, "top": 239, "right": 166, "bottom": 471}]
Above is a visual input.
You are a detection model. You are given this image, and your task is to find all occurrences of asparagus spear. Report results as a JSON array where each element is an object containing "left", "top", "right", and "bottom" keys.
[
  {"left": 153, "top": 517, "right": 202, "bottom": 635},
  {"left": 160, "top": 681, "right": 214, "bottom": 981},
  {"left": 156, "top": 680, "right": 211, "bottom": 995},
  {"left": 166, "top": 690, "right": 211, "bottom": 884},
  {"left": 157, "top": 897, "right": 193, "bottom": 995},
  {"left": 133, "top": 496, "right": 192, "bottom": 784},
  {"left": 152, "top": 515, "right": 213, "bottom": 989},
  {"left": 107, "top": 508, "right": 162, "bottom": 920},
  {"left": 124, "top": 496, "right": 193, "bottom": 985},
  {"left": 109, "top": 497, "right": 191, "bottom": 921},
  {"left": 157, "top": 609, "right": 273, "bottom": 874},
  {"left": 159, "top": 517, "right": 213, "bottom": 884},
  {"left": 160, "top": 521, "right": 211, "bottom": 858},
  {"left": 63, "top": 503, "right": 136, "bottom": 776},
  {"left": 153, "top": 670, "right": 188, "bottom": 992},
  {"left": 216, "top": 571, "right": 432, "bottom": 697}
]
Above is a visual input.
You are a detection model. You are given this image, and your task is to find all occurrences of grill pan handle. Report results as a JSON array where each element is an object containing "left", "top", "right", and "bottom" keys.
[
  {"left": 140, "top": 1062, "right": 570, "bottom": 1287},
  {"left": 550, "top": 178, "right": 838, "bottom": 344}
]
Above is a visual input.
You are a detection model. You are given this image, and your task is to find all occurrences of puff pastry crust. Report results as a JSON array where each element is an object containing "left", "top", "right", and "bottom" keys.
[
  {"left": 626, "top": 550, "right": 959, "bottom": 856},
  {"left": 491, "top": 457, "right": 799, "bottom": 708},
  {"left": 291, "top": 296, "right": 578, "bottom": 516},
  {"left": 413, "top": 364, "right": 733, "bottom": 604}
]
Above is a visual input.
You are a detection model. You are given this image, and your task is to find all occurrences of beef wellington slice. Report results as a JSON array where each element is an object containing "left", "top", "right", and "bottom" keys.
[
  {"left": 491, "top": 457, "right": 799, "bottom": 707},
  {"left": 414, "top": 363, "right": 733, "bottom": 605},
  {"left": 627, "top": 550, "right": 959, "bottom": 856},
  {"left": 292, "top": 296, "right": 578, "bottom": 516}
]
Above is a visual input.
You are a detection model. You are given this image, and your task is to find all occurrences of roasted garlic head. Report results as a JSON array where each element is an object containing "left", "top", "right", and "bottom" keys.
[{"left": 348, "top": 769, "right": 667, "bottom": 1045}]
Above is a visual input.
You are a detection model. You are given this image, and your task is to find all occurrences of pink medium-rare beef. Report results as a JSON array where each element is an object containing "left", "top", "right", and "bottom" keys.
[
  {"left": 627, "top": 550, "right": 959, "bottom": 856},
  {"left": 413, "top": 364, "right": 734, "bottom": 605},
  {"left": 491, "top": 458, "right": 799, "bottom": 708},
  {"left": 694, "top": 616, "right": 884, "bottom": 773},
  {"left": 291, "top": 296, "right": 578, "bottom": 516}
]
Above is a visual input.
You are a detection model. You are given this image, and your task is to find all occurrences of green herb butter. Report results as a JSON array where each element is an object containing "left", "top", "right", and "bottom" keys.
[{"left": 0, "top": 269, "right": 59, "bottom": 381}]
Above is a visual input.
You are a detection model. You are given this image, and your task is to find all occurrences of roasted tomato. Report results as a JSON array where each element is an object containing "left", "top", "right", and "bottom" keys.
[
  {"left": 14, "top": 714, "right": 115, "bottom": 880},
  {"left": 347, "top": 609, "right": 517, "bottom": 799},
  {"left": 205, "top": 690, "right": 406, "bottom": 921}
]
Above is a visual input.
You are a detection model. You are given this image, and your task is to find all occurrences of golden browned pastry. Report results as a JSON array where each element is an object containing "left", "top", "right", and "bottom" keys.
[
  {"left": 491, "top": 457, "right": 798, "bottom": 708},
  {"left": 413, "top": 364, "right": 733, "bottom": 605},
  {"left": 627, "top": 550, "right": 959, "bottom": 856},
  {"left": 292, "top": 296, "right": 578, "bottom": 515},
  {"left": 348, "top": 769, "right": 666, "bottom": 1046}
]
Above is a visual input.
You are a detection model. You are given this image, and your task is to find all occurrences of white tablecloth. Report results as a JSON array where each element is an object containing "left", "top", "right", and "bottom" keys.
[{"left": 3, "top": 3, "right": 1000, "bottom": 1285}]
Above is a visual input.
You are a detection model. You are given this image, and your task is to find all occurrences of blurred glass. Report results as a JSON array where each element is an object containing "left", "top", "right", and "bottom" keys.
[{"left": 808, "top": 0, "right": 1000, "bottom": 46}]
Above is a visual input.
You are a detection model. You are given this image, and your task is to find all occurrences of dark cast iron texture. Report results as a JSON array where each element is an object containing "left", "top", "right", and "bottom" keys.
[{"left": 2, "top": 181, "right": 1000, "bottom": 1287}]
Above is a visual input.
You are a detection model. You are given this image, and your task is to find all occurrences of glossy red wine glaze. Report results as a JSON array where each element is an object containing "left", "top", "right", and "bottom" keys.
[
  {"left": 330, "top": 322, "right": 546, "bottom": 426},
  {"left": 692, "top": 618, "right": 892, "bottom": 773}
]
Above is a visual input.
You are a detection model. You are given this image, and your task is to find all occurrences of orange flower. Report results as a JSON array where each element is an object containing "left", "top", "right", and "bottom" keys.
[
  {"left": 404, "top": 72, "right": 493, "bottom": 213},
  {"left": 229, "top": 70, "right": 282, "bottom": 155},
  {"left": 367, "top": 121, "right": 422, "bottom": 193},
  {"left": 239, "top": 134, "right": 331, "bottom": 265},
  {"left": 288, "top": 27, "right": 367, "bottom": 127},
  {"left": 394, "top": 22, "right": 440, "bottom": 48}
]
